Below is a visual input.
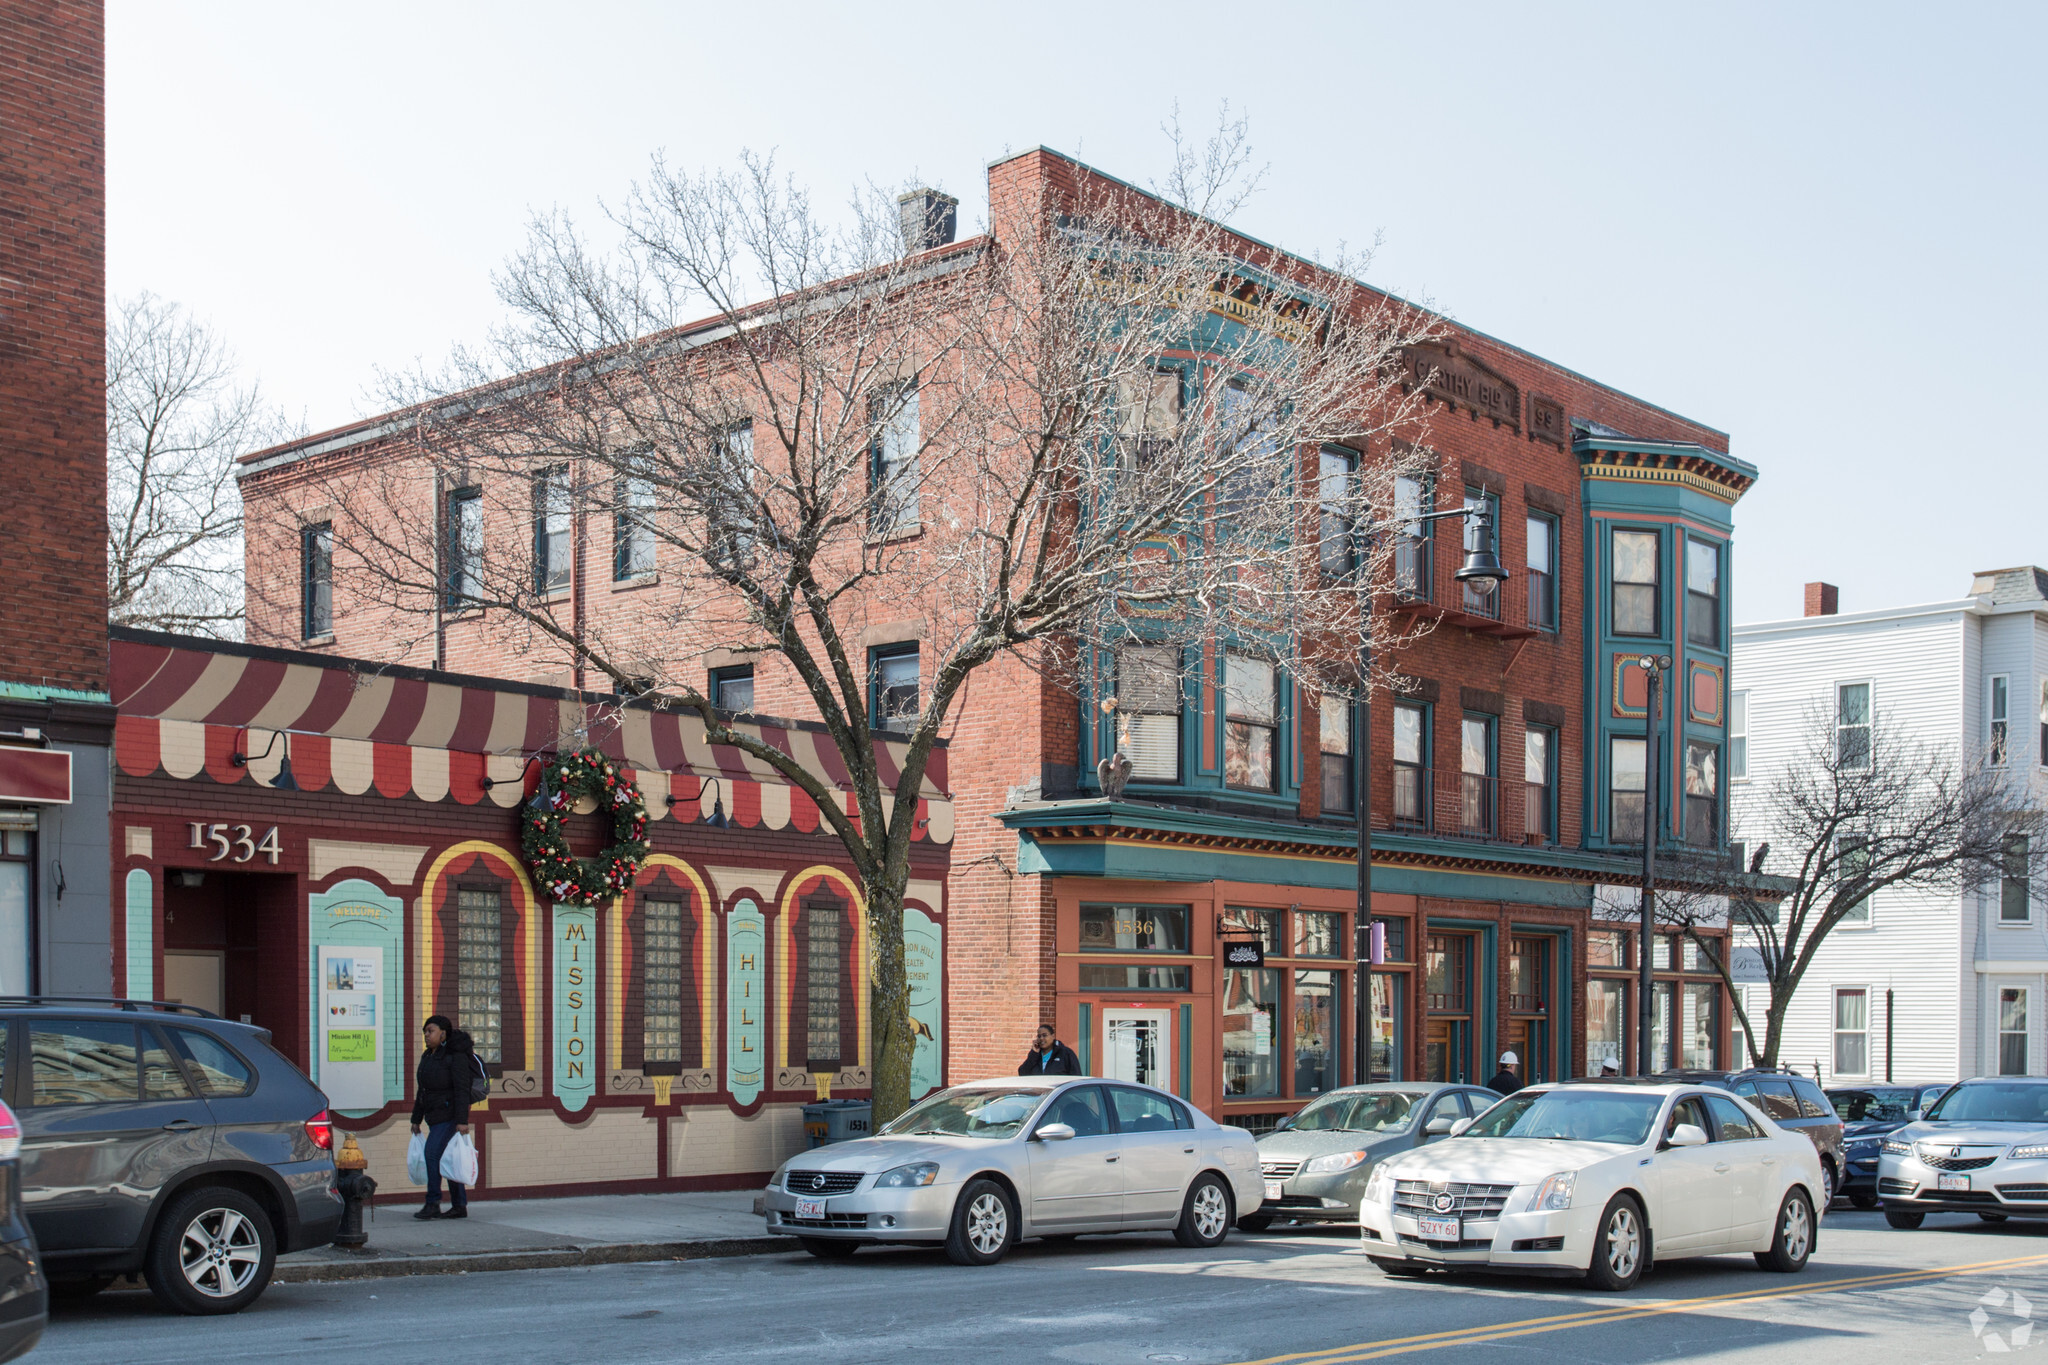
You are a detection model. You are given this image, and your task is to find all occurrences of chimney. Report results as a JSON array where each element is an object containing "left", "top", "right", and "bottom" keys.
[
  {"left": 896, "top": 188, "right": 958, "bottom": 256},
  {"left": 1804, "top": 582, "right": 1839, "bottom": 617}
]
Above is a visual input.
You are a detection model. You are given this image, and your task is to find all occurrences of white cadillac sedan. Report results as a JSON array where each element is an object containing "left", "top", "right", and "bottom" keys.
[
  {"left": 1359, "top": 1082, "right": 1824, "bottom": 1290},
  {"left": 762, "top": 1077, "right": 1263, "bottom": 1265}
]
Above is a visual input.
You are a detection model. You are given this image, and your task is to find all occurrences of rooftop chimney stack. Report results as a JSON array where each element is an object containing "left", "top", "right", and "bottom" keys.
[
  {"left": 897, "top": 188, "right": 958, "bottom": 256},
  {"left": 1804, "top": 582, "right": 1839, "bottom": 617}
]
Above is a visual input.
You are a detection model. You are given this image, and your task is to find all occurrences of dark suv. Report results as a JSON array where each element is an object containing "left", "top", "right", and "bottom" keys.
[
  {"left": 1, "top": 998, "right": 342, "bottom": 1314},
  {"left": 1659, "top": 1068, "right": 1848, "bottom": 1207},
  {"left": 1826, "top": 1083, "right": 1954, "bottom": 1209}
]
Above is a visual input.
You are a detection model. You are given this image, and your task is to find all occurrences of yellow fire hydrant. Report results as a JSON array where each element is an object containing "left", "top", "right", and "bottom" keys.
[{"left": 332, "top": 1133, "right": 377, "bottom": 1248}]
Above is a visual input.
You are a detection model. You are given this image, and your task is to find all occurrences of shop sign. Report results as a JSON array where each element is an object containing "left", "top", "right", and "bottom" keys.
[
  {"left": 726, "top": 899, "right": 765, "bottom": 1105},
  {"left": 1222, "top": 940, "right": 1265, "bottom": 968},
  {"left": 0, "top": 747, "right": 69, "bottom": 803},
  {"left": 905, "top": 906, "right": 943, "bottom": 1100},
  {"left": 317, "top": 944, "right": 383, "bottom": 1110},
  {"left": 187, "top": 822, "right": 283, "bottom": 864},
  {"left": 552, "top": 905, "right": 596, "bottom": 1112}
]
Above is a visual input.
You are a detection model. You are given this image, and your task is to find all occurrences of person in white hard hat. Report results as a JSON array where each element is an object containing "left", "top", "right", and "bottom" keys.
[{"left": 1485, "top": 1050, "right": 1522, "bottom": 1094}]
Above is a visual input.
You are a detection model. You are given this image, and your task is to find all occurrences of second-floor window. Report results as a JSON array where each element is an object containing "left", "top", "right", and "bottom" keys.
[
  {"left": 1459, "top": 715, "right": 1494, "bottom": 835},
  {"left": 1224, "top": 653, "right": 1278, "bottom": 792},
  {"left": 301, "top": 522, "right": 333, "bottom": 639},
  {"left": 1319, "top": 448, "right": 1356, "bottom": 578},
  {"left": 614, "top": 474, "right": 655, "bottom": 582},
  {"left": 1612, "top": 529, "right": 1659, "bottom": 637},
  {"left": 1118, "top": 367, "right": 1181, "bottom": 470},
  {"left": 1686, "top": 538, "right": 1721, "bottom": 647},
  {"left": 870, "top": 644, "right": 919, "bottom": 734},
  {"left": 1991, "top": 674, "right": 2010, "bottom": 764},
  {"left": 1392, "top": 701, "right": 1428, "bottom": 826},
  {"left": 1393, "top": 473, "right": 1431, "bottom": 599},
  {"left": 1319, "top": 694, "right": 1353, "bottom": 814},
  {"left": 870, "top": 382, "right": 919, "bottom": 534},
  {"left": 1611, "top": 736, "right": 1646, "bottom": 844},
  {"left": 1461, "top": 489, "right": 1500, "bottom": 616},
  {"left": 446, "top": 487, "right": 482, "bottom": 608},
  {"left": 1116, "top": 644, "right": 1182, "bottom": 783},
  {"left": 2040, "top": 680, "right": 2048, "bottom": 768},
  {"left": 2004, "top": 835, "right": 2032, "bottom": 923},
  {"left": 1729, "top": 690, "right": 1749, "bottom": 780},
  {"left": 1525, "top": 514, "right": 1556, "bottom": 630},
  {"left": 1684, "top": 742, "right": 1718, "bottom": 846},
  {"left": 710, "top": 665, "right": 754, "bottom": 712},
  {"left": 1837, "top": 682, "right": 1872, "bottom": 771},
  {"left": 1524, "top": 726, "right": 1553, "bottom": 842},
  {"left": 1838, "top": 834, "right": 1872, "bottom": 926},
  {"left": 534, "top": 466, "right": 571, "bottom": 594}
]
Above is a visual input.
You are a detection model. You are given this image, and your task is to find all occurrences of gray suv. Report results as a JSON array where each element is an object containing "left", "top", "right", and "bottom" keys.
[{"left": 2, "top": 998, "right": 343, "bottom": 1314}]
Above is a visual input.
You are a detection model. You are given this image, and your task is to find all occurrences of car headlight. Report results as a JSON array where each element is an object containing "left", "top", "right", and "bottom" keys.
[
  {"left": 1532, "top": 1171, "right": 1576, "bottom": 1212},
  {"left": 1847, "top": 1139, "right": 1881, "bottom": 1155},
  {"left": 873, "top": 1161, "right": 940, "bottom": 1189},
  {"left": 1881, "top": 1138, "right": 1914, "bottom": 1155},
  {"left": 2011, "top": 1144, "right": 2048, "bottom": 1160},
  {"left": 1362, "top": 1166, "right": 1393, "bottom": 1206},
  {"left": 1303, "top": 1149, "right": 1370, "bottom": 1176}
]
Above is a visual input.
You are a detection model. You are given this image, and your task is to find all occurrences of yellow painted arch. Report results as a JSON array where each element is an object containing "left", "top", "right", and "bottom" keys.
[
  {"left": 415, "top": 840, "right": 542, "bottom": 1073},
  {"left": 775, "top": 866, "right": 869, "bottom": 1076}
]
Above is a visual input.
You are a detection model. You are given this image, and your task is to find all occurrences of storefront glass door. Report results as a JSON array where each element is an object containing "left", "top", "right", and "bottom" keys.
[
  {"left": 1103, "top": 1008, "right": 1172, "bottom": 1090},
  {"left": 1424, "top": 934, "right": 1473, "bottom": 1082}
]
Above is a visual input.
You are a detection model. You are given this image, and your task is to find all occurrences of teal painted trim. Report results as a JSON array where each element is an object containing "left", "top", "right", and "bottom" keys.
[
  {"left": 0, "top": 681, "right": 110, "bottom": 704},
  {"left": 726, "top": 900, "right": 766, "bottom": 1105},
  {"left": 551, "top": 904, "right": 597, "bottom": 1112},
  {"left": 123, "top": 870, "right": 153, "bottom": 1000},
  {"left": 1078, "top": 1004, "right": 1092, "bottom": 1077},
  {"left": 1573, "top": 436, "right": 1757, "bottom": 483},
  {"left": 905, "top": 906, "right": 943, "bottom": 1099},
  {"left": 1431, "top": 917, "right": 1497, "bottom": 1084},
  {"left": 1178, "top": 1004, "right": 1192, "bottom": 1099}
]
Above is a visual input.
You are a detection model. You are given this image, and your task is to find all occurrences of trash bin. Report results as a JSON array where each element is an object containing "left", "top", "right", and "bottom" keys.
[{"left": 802, "top": 1098, "right": 873, "bottom": 1147}]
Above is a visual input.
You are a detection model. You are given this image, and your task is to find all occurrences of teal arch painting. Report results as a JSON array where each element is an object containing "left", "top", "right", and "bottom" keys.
[
  {"left": 904, "top": 905, "right": 943, "bottom": 1100},
  {"left": 124, "top": 869, "right": 153, "bottom": 1000},
  {"left": 726, "top": 898, "right": 765, "bottom": 1105},
  {"left": 307, "top": 879, "right": 407, "bottom": 1117},
  {"left": 551, "top": 903, "right": 597, "bottom": 1112}
]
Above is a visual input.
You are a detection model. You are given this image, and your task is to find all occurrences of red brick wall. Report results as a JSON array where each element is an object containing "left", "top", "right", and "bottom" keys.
[{"left": 0, "top": 1, "right": 106, "bottom": 693}]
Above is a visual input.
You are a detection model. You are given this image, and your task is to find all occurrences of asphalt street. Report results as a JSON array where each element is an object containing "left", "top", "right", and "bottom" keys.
[{"left": 39, "top": 1208, "right": 2048, "bottom": 1365}]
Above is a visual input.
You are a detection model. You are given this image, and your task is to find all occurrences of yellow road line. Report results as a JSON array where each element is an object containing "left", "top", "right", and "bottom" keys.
[{"left": 1226, "top": 1251, "right": 2048, "bottom": 1365}]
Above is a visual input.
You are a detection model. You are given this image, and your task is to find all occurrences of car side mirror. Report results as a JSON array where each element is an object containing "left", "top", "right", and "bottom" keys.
[
  {"left": 1448, "top": 1117, "right": 1475, "bottom": 1137},
  {"left": 1425, "top": 1116, "right": 1455, "bottom": 1135},
  {"left": 1908, "top": 1109, "right": 1923, "bottom": 1122},
  {"left": 1035, "top": 1123, "right": 1076, "bottom": 1142},
  {"left": 1666, "top": 1123, "right": 1709, "bottom": 1148}
]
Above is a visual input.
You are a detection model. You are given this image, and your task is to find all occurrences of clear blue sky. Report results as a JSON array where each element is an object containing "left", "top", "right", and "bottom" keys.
[{"left": 109, "top": 2, "right": 2045, "bottom": 624}]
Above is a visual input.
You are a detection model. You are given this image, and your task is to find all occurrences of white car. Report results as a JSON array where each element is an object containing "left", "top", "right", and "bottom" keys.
[
  {"left": 762, "top": 1077, "right": 1263, "bottom": 1264},
  {"left": 1359, "top": 1082, "right": 1824, "bottom": 1290}
]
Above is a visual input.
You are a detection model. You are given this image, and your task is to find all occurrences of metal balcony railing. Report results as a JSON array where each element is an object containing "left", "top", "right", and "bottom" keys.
[{"left": 1387, "top": 767, "right": 1502, "bottom": 839}]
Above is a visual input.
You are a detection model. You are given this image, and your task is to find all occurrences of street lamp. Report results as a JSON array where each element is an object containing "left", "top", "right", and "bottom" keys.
[
  {"left": 1353, "top": 496, "right": 1508, "bottom": 1086},
  {"left": 1634, "top": 654, "right": 1672, "bottom": 1077}
]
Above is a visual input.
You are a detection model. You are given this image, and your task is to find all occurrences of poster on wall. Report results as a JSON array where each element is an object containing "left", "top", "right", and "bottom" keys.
[{"left": 318, "top": 943, "right": 383, "bottom": 1110}]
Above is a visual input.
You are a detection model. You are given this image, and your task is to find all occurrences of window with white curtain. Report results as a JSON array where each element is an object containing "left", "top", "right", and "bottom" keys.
[
  {"left": 1833, "top": 988, "right": 1868, "bottom": 1077},
  {"left": 1116, "top": 645, "right": 1182, "bottom": 783}
]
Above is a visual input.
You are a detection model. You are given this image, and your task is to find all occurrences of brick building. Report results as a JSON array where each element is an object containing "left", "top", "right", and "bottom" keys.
[
  {"left": 232, "top": 149, "right": 1763, "bottom": 1144},
  {"left": 0, "top": 0, "right": 113, "bottom": 995}
]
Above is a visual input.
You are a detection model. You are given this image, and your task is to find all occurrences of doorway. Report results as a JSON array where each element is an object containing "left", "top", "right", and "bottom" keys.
[
  {"left": 163, "top": 868, "right": 300, "bottom": 1054},
  {"left": 1102, "top": 1009, "right": 1173, "bottom": 1090},
  {"left": 1424, "top": 932, "right": 1474, "bottom": 1082}
]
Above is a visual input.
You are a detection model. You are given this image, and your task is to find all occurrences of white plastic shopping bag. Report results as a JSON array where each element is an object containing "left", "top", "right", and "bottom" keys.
[
  {"left": 440, "top": 1131, "right": 479, "bottom": 1186},
  {"left": 406, "top": 1131, "right": 428, "bottom": 1184}
]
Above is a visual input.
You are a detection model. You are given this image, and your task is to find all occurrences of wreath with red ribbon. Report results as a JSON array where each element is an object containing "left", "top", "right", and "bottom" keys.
[{"left": 519, "top": 749, "right": 651, "bottom": 906}]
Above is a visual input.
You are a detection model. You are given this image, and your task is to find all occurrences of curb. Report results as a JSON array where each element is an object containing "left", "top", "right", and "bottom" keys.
[{"left": 273, "top": 1235, "right": 799, "bottom": 1282}]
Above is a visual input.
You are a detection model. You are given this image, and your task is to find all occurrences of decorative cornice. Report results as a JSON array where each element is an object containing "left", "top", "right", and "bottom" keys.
[{"left": 1575, "top": 439, "right": 1756, "bottom": 504}]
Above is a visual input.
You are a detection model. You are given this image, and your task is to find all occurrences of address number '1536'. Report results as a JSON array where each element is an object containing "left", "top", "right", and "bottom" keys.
[{"left": 186, "top": 823, "right": 283, "bottom": 865}]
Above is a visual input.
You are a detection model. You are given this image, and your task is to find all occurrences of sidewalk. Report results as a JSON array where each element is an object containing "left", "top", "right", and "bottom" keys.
[{"left": 273, "top": 1189, "right": 792, "bottom": 1282}]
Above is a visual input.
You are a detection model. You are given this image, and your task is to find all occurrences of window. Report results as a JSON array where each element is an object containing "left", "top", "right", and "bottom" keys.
[
  {"left": 1217, "top": 381, "right": 1277, "bottom": 520},
  {"left": 1525, "top": 514, "right": 1556, "bottom": 631},
  {"left": 870, "top": 382, "right": 920, "bottom": 533},
  {"left": 1459, "top": 715, "right": 1494, "bottom": 835},
  {"left": 1587, "top": 931, "right": 1630, "bottom": 968},
  {"left": 1729, "top": 691, "right": 1749, "bottom": 781},
  {"left": 1222, "top": 966, "right": 1280, "bottom": 1097},
  {"left": 2003, "top": 835, "right": 2032, "bottom": 923},
  {"left": 1319, "top": 694, "right": 1353, "bottom": 814},
  {"left": 1706, "top": 1094, "right": 1763, "bottom": 1141},
  {"left": 1612, "top": 529, "right": 1660, "bottom": 637},
  {"left": 1116, "top": 645, "right": 1182, "bottom": 783},
  {"left": 2001, "top": 987, "right": 2029, "bottom": 1075},
  {"left": 1370, "top": 973, "right": 1404, "bottom": 1081},
  {"left": 30, "top": 1021, "right": 141, "bottom": 1105},
  {"left": 1118, "top": 367, "right": 1181, "bottom": 470},
  {"left": 1524, "top": 726, "right": 1553, "bottom": 842},
  {"left": 710, "top": 665, "right": 754, "bottom": 712},
  {"left": 534, "top": 466, "right": 571, "bottom": 594},
  {"left": 2040, "top": 680, "right": 2048, "bottom": 768},
  {"left": 1221, "top": 907, "right": 1281, "bottom": 955},
  {"left": 707, "top": 421, "right": 756, "bottom": 562},
  {"left": 1371, "top": 914, "right": 1407, "bottom": 963},
  {"left": 140, "top": 1034, "right": 190, "bottom": 1099},
  {"left": 1839, "top": 835, "right": 1873, "bottom": 926},
  {"left": 870, "top": 644, "right": 919, "bottom": 734},
  {"left": 1834, "top": 988, "right": 1869, "bottom": 1076},
  {"left": 1736, "top": 1076, "right": 1800, "bottom": 1121},
  {"left": 1461, "top": 489, "right": 1500, "bottom": 617},
  {"left": 803, "top": 893, "right": 845, "bottom": 1071},
  {"left": 1393, "top": 473, "right": 1431, "bottom": 599},
  {"left": 1837, "top": 682, "right": 1872, "bottom": 771},
  {"left": 1678, "top": 981, "right": 1717, "bottom": 1069},
  {"left": 456, "top": 888, "right": 504, "bottom": 1066},
  {"left": 1111, "top": 1086, "right": 1190, "bottom": 1133},
  {"left": 1392, "top": 701, "right": 1428, "bottom": 827},
  {"left": 1293, "top": 911, "right": 1342, "bottom": 959},
  {"left": 1610, "top": 736, "right": 1647, "bottom": 844},
  {"left": 1078, "top": 964, "right": 1191, "bottom": 991},
  {"left": 1318, "top": 448, "right": 1356, "bottom": 577},
  {"left": 1683, "top": 743, "right": 1718, "bottom": 846},
  {"left": 1991, "top": 674, "right": 2010, "bottom": 764},
  {"left": 301, "top": 522, "right": 333, "bottom": 638},
  {"left": 445, "top": 488, "right": 481, "bottom": 607},
  {"left": 1078, "top": 904, "right": 1191, "bottom": 953},
  {"left": 168, "top": 1028, "right": 253, "bottom": 1097},
  {"left": 613, "top": 473, "right": 656, "bottom": 581},
  {"left": 1224, "top": 653, "right": 1278, "bottom": 792},
  {"left": 1686, "top": 538, "right": 1721, "bottom": 647},
  {"left": 1294, "top": 970, "right": 1338, "bottom": 1095},
  {"left": 1586, "top": 978, "right": 1625, "bottom": 1075},
  {"left": 641, "top": 897, "right": 684, "bottom": 1067}
]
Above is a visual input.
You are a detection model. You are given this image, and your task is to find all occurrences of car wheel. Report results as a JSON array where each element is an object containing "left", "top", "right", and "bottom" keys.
[
  {"left": 1754, "top": 1189, "right": 1815, "bottom": 1272},
  {"left": 1849, "top": 1192, "right": 1879, "bottom": 1210},
  {"left": 1237, "top": 1214, "right": 1276, "bottom": 1233},
  {"left": 1884, "top": 1208, "right": 1926, "bottom": 1230},
  {"left": 1173, "top": 1174, "right": 1233, "bottom": 1248},
  {"left": 143, "top": 1185, "right": 276, "bottom": 1315},
  {"left": 1369, "top": 1256, "right": 1430, "bottom": 1277},
  {"left": 1820, "top": 1162, "right": 1837, "bottom": 1209},
  {"left": 1582, "top": 1194, "right": 1646, "bottom": 1292},
  {"left": 1980, "top": 1213, "right": 2010, "bottom": 1224},
  {"left": 945, "top": 1179, "right": 1014, "bottom": 1266},
  {"left": 798, "top": 1236, "right": 859, "bottom": 1259}
]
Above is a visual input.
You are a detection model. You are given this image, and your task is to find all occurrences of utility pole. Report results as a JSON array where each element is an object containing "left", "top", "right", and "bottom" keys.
[{"left": 1636, "top": 655, "right": 1670, "bottom": 1076}]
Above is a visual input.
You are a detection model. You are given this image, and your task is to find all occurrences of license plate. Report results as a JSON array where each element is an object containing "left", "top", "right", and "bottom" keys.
[
  {"left": 793, "top": 1197, "right": 826, "bottom": 1219},
  {"left": 1938, "top": 1174, "right": 1970, "bottom": 1192},
  {"left": 1417, "top": 1214, "right": 1460, "bottom": 1241},
  {"left": 1265, "top": 1180, "right": 1285, "bottom": 1202}
]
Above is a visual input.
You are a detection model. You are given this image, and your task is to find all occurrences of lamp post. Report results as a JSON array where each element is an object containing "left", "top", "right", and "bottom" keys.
[
  {"left": 1634, "top": 654, "right": 1672, "bottom": 1077},
  {"left": 1352, "top": 498, "right": 1509, "bottom": 1086}
]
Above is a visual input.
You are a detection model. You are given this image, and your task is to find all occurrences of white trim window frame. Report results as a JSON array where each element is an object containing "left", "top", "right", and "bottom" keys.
[
  {"left": 1836, "top": 680, "right": 1873, "bottom": 773},
  {"left": 1837, "top": 834, "right": 1874, "bottom": 929},
  {"left": 1990, "top": 673, "right": 2011, "bottom": 766},
  {"left": 1728, "top": 690, "right": 1749, "bottom": 782},
  {"left": 1832, "top": 985, "right": 1870, "bottom": 1079},
  {"left": 2001, "top": 834, "right": 2032, "bottom": 925},
  {"left": 2000, "top": 985, "right": 2030, "bottom": 1076}
]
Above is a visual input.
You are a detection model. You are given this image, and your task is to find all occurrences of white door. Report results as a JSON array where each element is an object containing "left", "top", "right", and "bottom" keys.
[
  {"left": 1103, "top": 1009, "right": 1172, "bottom": 1090},
  {"left": 162, "top": 951, "right": 224, "bottom": 1014}
]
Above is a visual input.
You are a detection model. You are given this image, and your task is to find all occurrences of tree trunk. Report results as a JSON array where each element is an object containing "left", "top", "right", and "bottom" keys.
[
  {"left": 1759, "top": 983, "right": 1793, "bottom": 1069},
  {"left": 865, "top": 876, "right": 914, "bottom": 1125}
]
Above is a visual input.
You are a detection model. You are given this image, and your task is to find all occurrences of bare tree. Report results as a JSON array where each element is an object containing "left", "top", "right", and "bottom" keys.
[
  {"left": 1656, "top": 706, "right": 2047, "bottom": 1068},
  {"left": 285, "top": 116, "right": 1443, "bottom": 1119},
  {"left": 107, "top": 293, "right": 289, "bottom": 636}
]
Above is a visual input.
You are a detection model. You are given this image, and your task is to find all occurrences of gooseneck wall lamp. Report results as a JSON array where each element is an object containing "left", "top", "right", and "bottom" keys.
[
  {"left": 229, "top": 729, "right": 299, "bottom": 791},
  {"left": 666, "top": 775, "right": 731, "bottom": 829}
]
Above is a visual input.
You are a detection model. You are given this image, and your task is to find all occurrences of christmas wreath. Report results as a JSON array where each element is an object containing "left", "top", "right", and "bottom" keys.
[{"left": 520, "top": 749, "right": 651, "bottom": 906}]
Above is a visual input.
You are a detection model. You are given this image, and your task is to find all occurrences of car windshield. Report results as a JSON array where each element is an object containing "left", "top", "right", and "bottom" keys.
[
  {"left": 1828, "top": 1088, "right": 1919, "bottom": 1123},
  {"left": 1288, "top": 1090, "right": 1422, "bottom": 1133},
  {"left": 879, "top": 1088, "right": 1047, "bottom": 1140},
  {"left": 1457, "top": 1089, "right": 1664, "bottom": 1146},
  {"left": 1925, "top": 1084, "right": 2048, "bottom": 1124}
]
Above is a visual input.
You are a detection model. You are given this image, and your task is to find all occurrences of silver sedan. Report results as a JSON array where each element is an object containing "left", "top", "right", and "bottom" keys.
[
  {"left": 1244, "top": 1082, "right": 1503, "bottom": 1229},
  {"left": 762, "top": 1076, "right": 1263, "bottom": 1264}
]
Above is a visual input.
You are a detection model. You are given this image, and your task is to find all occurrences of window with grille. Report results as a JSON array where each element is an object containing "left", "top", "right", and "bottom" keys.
[
  {"left": 456, "top": 889, "right": 504, "bottom": 1066},
  {"left": 804, "top": 894, "right": 845, "bottom": 1071},
  {"left": 641, "top": 897, "right": 685, "bottom": 1067}
]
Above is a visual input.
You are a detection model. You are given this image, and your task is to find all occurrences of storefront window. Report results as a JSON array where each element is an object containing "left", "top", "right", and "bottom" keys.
[
  {"left": 1587, "top": 930, "right": 1629, "bottom": 969},
  {"left": 1220, "top": 907, "right": 1280, "bottom": 955},
  {"left": 1078, "top": 964, "right": 1191, "bottom": 991},
  {"left": 1370, "top": 973, "right": 1404, "bottom": 1081},
  {"left": 641, "top": 897, "right": 684, "bottom": 1067},
  {"left": 1078, "top": 904, "right": 1190, "bottom": 953},
  {"left": 0, "top": 829, "right": 29, "bottom": 997},
  {"left": 1372, "top": 916, "right": 1408, "bottom": 963},
  {"left": 457, "top": 888, "right": 504, "bottom": 1066},
  {"left": 1293, "top": 911, "right": 1342, "bottom": 959},
  {"left": 1222, "top": 967, "right": 1279, "bottom": 1097},
  {"left": 1425, "top": 934, "right": 1473, "bottom": 1083},
  {"left": 1651, "top": 980, "right": 1675, "bottom": 1072},
  {"left": 1587, "top": 978, "right": 1625, "bottom": 1075},
  {"left": 1293, "top": 970, "right": 1338, "bottom": 1095},
  {"left": 1682, "top": 981, "right": 1718, "bottom": 1069}
]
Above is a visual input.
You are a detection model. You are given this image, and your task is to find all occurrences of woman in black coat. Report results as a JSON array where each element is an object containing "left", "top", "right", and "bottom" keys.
[{"left": 410, "top": 1014, "right": 476, "bottom": 1219}]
